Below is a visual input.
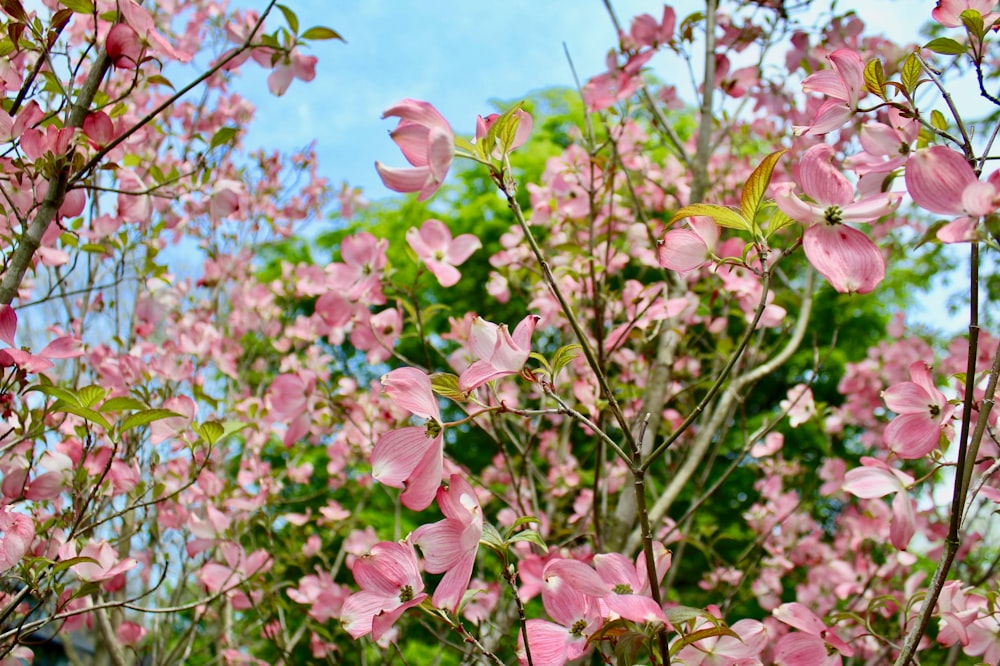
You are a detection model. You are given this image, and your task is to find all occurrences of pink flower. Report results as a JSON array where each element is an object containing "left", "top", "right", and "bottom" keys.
[
  {"left": 475, "top": 109, "right": 533, "bottom": 158},
  {"left": 519, "top": 558, "right": 607, "bottom": 666},
  {"left": 932, "top": 0, "right": 1000, "bottom": 28},
  {"left": 412, "top": 474, "right": 483, "bottom": 612},
  {"left": 375, "top": 99, "right": 455, "bottom": 201},
  {"left": 0, "top": 509, "right": 34, "bottom": 573},
  {"left": 406, "top": 219, "right": 482, "bottom": 288},
  {"left": 882, "top": 361, "right": 955, "bottom": 459},
  {"left": 794, "top": 48, "right": 865, "bottom": 136},
  {"left": 341, "top": 540, "right": 427, "bottom": 641},
  {"left": 773, "top": 602, "right": 854, "bottom": 665},
  {"left": 267, "top": 49, "right": 317, "bottom": 96},
  {"left": 65, "top": 540, "right": 137, "bottom": 583},
  {"left": 905, "top": 146, "right": 1000, "bottom": 242},
  {"left": 0, "top": 305, "right": 84, "bottom": 373},
  {"left": 658, "top": 216, "right": 719, "bottom": 272},
  {"left": 371, "top": 368, "right": 444, "bottom": 511},
  {"left": 842, "top": 456, "right": 916, "bottom": 549},
  {"left": 592, "top": 544, "right": 670, "bottom": 624},
  {"left": 774, "top": 144, "right": 901, "bottom": 294},
  {"left": 459, "top": 314, "right": 540, "bottom": 391}
]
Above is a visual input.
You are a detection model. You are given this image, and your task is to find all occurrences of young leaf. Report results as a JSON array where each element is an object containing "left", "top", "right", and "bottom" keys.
[
  {"left": 210, "top": 127, "right": 239, "bottom": 150},
  {"left": 924, "top": 37, "right": 967, "bottom": 56},
  {"left": 930, "top": 109, "right": 948, "bottom": 131},
  {"left": 52, "top": 400, "right": 113, "bottom": 431},
  {"left": 99, "top": 396, "right": 148, "bottom": 413},
  {"left": 58, "top": 0, "right": 94, "bottom": 13},
  {"left": 196, "top": 421, "right": 225, "bottom": 445},
  {"left": 430, "top": 373, "right": 467, "bottom": 402},
  {"left": 300, "top": 26, "right": 343, "bottom": 41},
  {"left": 670, "top": 203, "right": 750, "bottom": 232},
  {"left": 960, "top": 8, "right": 985, "bottom": 40},
  {"left": 119, "top": 409, "right": 183, "bottom": 434},
  {"left": 668, "top": 626, "right": 741, "bottom": 657},
  {"left": 550, "top": 344, "right": 582, "bottom": 379},
  {"left": 276, "top": 3, "right": 298, "bottom": 35},
  {"left": 863, "top": 58, "right": 887, "bottom": 100},
  {"left": 901, "top": 53, "right": 921, "bottom": 95},
  {"left": 740, "top": 149, "right": 786, "bottom": 224}
]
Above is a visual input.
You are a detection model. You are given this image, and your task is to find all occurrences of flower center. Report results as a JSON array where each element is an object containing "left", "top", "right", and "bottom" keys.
[
  {"left": 824, "top": 205, "right": 843, "bottom": 225},
  {"left": 570, "top": 619, "right": 587, "bottom": 637},
  {"left": 399, "top": 585, "right": 414, "bottom": 603},
  {"left": 613, "top": 583, "right": 633, "bottom": 595},
  {"left": 928, "top": 404, "right": 940, "bottom": 418},
  {"left": 425, "top": 419, "right": 442, "bottom": 438}
]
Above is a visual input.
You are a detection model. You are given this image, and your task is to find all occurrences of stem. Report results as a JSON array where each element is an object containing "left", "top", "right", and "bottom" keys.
[{"left": 502, "top": 190, "right": 639, "bottom": 462}]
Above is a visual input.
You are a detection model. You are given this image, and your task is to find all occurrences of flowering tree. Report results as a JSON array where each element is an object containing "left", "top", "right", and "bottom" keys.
[{"left": 3, "top": 1, "right": 1000, "bottom": 665}]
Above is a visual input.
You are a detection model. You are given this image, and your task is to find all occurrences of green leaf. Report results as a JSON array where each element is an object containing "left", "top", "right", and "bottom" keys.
[
  {"left": 57, "top": 0, "right": 94, "bottom": 13},
  {"left": 930, "top": 109, "right": 948, "bottom": 131},
  {"left": 210, "top": 126, "right": 239, "bottom": 150},
  {"left": 863, "top": 58, "right": 886, "bottom": 100},
  {"left": 670, "top": 203, "right": 750, "bottom": 232},
  {"left": 99, "top": 397, "right": 148, "bottom": 413},
  {"left": 960, "top": 8, "right": 985, "bottom": 40},
  {"left": 664, "top": 605, "right": 712, "bottom": 627},
  {"left": 507, "top": 530, "right": 548, "bottom": 552},
  {"left": 924, "top": 37, "right": 967, "bottom": 56},
  {"left": 429, "top": 373, "right": 467, "bottom": 402},
  {"left": 145, "top": 74, "right": 174, "bottom": 90},
  {"left": 77, "top": 385, "right": 109, "bottom": 408},
  {"left": 901, "top": 53, "right": 921, "bottom": 96},
  {"left": 740, "top": 149, "right": 786, "bottom": 224},
  {"left": 300, "top": 26, "right": 343, "bottom": 41},
  {"left": 764, "top": 206, "right": 796, "bottom": 236},
  {"left": 52, "top": 400, "right": 112, "bottom": 431},
  {"left": 669, "top": 626, "right": 741, "bottom": 657},
  {"left": 276, "top": 3, "right": 298, "bottom": 35},
  {"left": 119, "top": 409, "right": 182, "bottom": 434},
  {"left": 504, "top": 515, "right": 540, "bottom": 535},
  {"left": 196, "top": 421, "right": 225, "bottom": 445},
  {"left": 480, "top": 523, "right": 505, "bottom": 552},
  {"left": 80, "top": 243, "right": 109, "bottom": 254},
  {"left": 550, "top": 344, "right": 582, "bottom": 379},
  {"left": 51, "top": 555, "right": 98, "bottom": 574},
  {"left": 30, "top": 384, "right": 82, "bottom": 406},
  {"left": 481, "top": 102, "right": 527, "bottom": 159}
]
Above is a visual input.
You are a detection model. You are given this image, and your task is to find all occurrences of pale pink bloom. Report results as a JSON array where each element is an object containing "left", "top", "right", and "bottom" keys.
[
  {"left": 882, "top": 361, "right": 955, "bottom": 459},
  {"left": 459, "top": 314, "right": 540, "bottom": 391},
  {"left": 341, "top": 540, "right": 427, "bottom": 641},
  {"left": 842, "top": 456, "right": 916, "bottom": 549},
  {"left": 673, "top": 606, "right": 769, "bottom": 665},
  {"left": 198, "top": 543, "right": 272, "bottom": 610},
  {"left": 106, "top": 23, "right": 143, "bottom": 69},
  {"left": 794, "top": 48, "right": 865, "bottom": 136},
  {"left": 845, "top": 109, "right": 919, "bottom": 176},
  {"left": 629, "top": 6, "right": 675, "bottom": 47},
  {"left": 592, "top": 544, "right": 670, "bottom": 624},
  {"left": 582, "top": 50, "right": 653, "bottom": 112},
  {"left": 658, "top": 216, "right": 719, "bottom": 272},
  {"left": 376, "top": 99, "right": 455, "bottom": 201},
  {"left": 905, "top": 146, "right": 1000, "bottom": 242},
  {"left": 267, "top": 371, "right": 316, "bottom": 447},
  {"left": 325, "top": 232, "right": 388, "bottom": 305},
  {"left": 519, "top": 558, "right": 607, "bottom": 666},
  {"left": 65, "top": 541, "right": 137, "bottom": 583},
  {"left": 932, "top": 0, "right": 1000, "bottom": 27},
  {"left": 773, "top": 602, "right": 854, "bottom": 665},
  {"left": 412, "top": 474, "right": 483, "bottom": 612},
  {"left": 287, "top": 569, "right": 350, "bottom": 623},
  {"left": 780, "top": 384, "right": 816, "bottom": 427},
  {"left": 267, "top": 49, "right": 317, "bottom": 96},
  {"left": 371, "top": 368, "right": 444, "bottom": 511},
  {"left": 475, "top": 109, "right": 533, "bottom": 158},
  {"left": 0, "top": 305, "right": 84, "bottom": 373},
  {"left": 209, "top": 179, "right": 248, "bottom": 223},
  {"left": 406, "top": 219, "right": 481, "bottom": 288},
  {"left": 774, "top": 144, "right": 901, "bottom": 294},
  {"left": 117, "top": 621, "right": 147, "bottom": 646},
  {"left": 0, "top": 509, "right": 34, "bottom": 573}
]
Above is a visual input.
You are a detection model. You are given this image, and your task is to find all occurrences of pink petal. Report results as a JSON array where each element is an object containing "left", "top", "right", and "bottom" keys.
[
  {"left": 371, "top": 427, "right": 435, "bottom": 487},
  {"left": 803, "top": 224, "right": 884, "bottom": 294},
  {"left": 399, "top": 438, "right": 444, "bottom": 511},
  {"left": 445, "top": 234, "right": 482, "bottom": 265},
  {"left": 38, "top": 336, "right": 84, "bottom": 359},
  {"left": 658, "top": 229, "right": 709, "bottom": 272},
  {"left": 905, "top": 146, "right": 976, "bottom": 216},
  {"left": 381, "top": 367, "right": 439, "bottom": 420},
  {"left": 883, "top": 381, "right": 932, "bottom": 414},
  {"left": 799, "top": 144, "right": 854, "bottom": 206},
  {"left": 890, "top": 491, "right": 915, "bottom": 550},
  {"left": 0, "top": 305, "right": 16, "bottom": 347},
  {"left": 375, "top": 162, "right": 431, "bottom": 195},
  {"left": 842, "top": 467, "right": 899, "bottom": 498},
  {"left": 884, "top": 413, "right": 942, "bottom": 459}
]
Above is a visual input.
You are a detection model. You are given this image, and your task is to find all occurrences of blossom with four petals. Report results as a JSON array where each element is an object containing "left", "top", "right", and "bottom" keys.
[{"left": 375, "top": 99, "right": 455, "bottom": 201}]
